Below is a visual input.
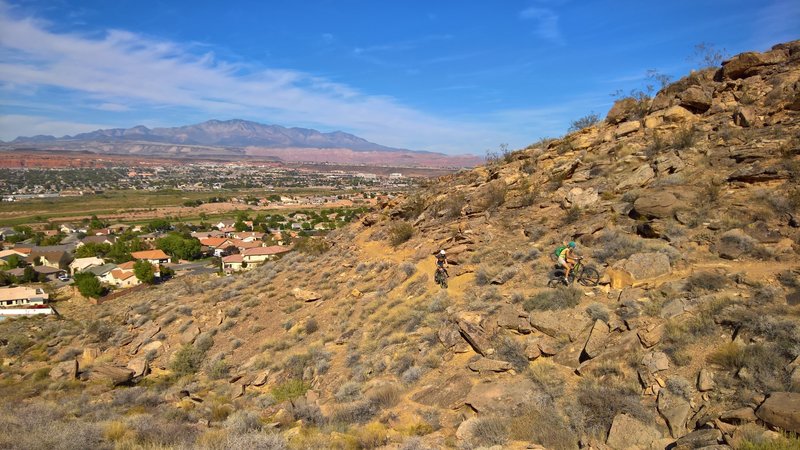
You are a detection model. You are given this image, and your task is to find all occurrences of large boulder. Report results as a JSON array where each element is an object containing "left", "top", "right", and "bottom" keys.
[
  {"left": 465, "top": 378, "right": 538, "bottom": 415},
  {"left": 633, "top": 192, "right": 680, "bottom": 219},
  {"left": 606, "top": 413, "right": 662, "bottom": 448},
  {"left": 679, "top": 86, "right": 713, "bottom": 113},
  {"left": 723, "top": 51, "right": 786, "bottom": 79},
  {"left": 128, "top": 322, "right": 161, "bottom": 355},
  {"left": 756, "top": 392, "right": 800, "bottom": 433},
  {"left": 468, "top": 358, "right": 513, "bottom": 374},
  {"left": 293, "top": 288, "right": 321, "bottom": 302},
  {"left": 583, "top": 319, "right": 609, "bottom": 359},
  {"left": 49, "top": 360, "right": 78, "bottom": 381},
  {"left": 673, "top": 429, "right": 723, "bottom": 448},
  {"left": 657, "top": 390, "right": 691, "bottom": 438},
  {"left": 662, "top": 105, "right": 696, "bottom": 124},
  {"left": 565, "top": 187, "right": 599, "bottom": 209},
  {"left": 621, "top": 252, "right": 672, "bottom": 281},
  {"left": 615, "top": 121, "right": 641, "bottom": 137},
  {"left": 457, "top": 316, "right": 495, "bottom": 356},
  {"left": 412, "top": 375, "right": 472, "bottom": 409},
  {"left": 617, "top": 165, "right": 655, "bottom": 191},
  {"left": 85, "top": 364, "right": 135, "bottom": 386},
  {"left": 607, "top": 97, "right": 641, "bottom": 124}
]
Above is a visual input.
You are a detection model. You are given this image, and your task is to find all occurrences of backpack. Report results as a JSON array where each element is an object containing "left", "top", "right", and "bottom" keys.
[{"left": 554, "top": 245, "right": 566, "bottom": 258}]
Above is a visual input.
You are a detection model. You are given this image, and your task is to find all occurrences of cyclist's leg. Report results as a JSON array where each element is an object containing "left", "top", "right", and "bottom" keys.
[{"left": 558, "top": 257, "right": 570, "bottom": 281}]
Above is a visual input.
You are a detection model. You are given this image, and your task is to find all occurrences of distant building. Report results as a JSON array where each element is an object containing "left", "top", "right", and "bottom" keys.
[
  {"left": 0, "top": 286, "right": 49, "bottom": 307},
  {"left": 389, "top": 173, "right": 403, "bottom": 179},
  {"left": 131, "top": 250, "right": 170, "bottom": 265}
]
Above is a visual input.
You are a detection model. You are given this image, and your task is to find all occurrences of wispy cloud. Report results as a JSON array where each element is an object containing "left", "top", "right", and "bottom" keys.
[
  {"left": 519, "top": 6, "right": 563, "bottom": 45},
  {"left": 752, "top": 0, "right": 800, "bottom": 49},
  {"left": 0, "top": 114, "right": 110, "bottom": 139},
  {"left": 0, "top": 3, "right": 488, "bottom": 151}
]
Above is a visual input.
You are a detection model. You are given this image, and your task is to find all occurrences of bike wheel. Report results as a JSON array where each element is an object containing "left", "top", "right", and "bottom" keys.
[
  {"left": 579, "top": 266, "right": 600, "bottom": 287},
  {"left": 547, "top": 277, "right": 563, "bottom": 288}
]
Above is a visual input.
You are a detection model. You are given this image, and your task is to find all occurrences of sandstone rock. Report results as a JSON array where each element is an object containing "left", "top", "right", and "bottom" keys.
[
  {"left": 734, "top": 106, "right": 757, "bottom": 127},
  {"left": 615, "top": 121, "right": 641, "bottom": 137},
  {"left": 179, "top": 325, "right": 201, "bottom": 345},
  {"left": 606, "top": 413, "right": 662, "bottom": 448},
  {"left": 697, "top": 369, "right": 715, "bottom": 392},
  {"left": 642, "top": 351, "right": 670, "bottom": 373},
  {"left": 293, "top": 288, "right": 321, "bottom": 302},
  {"left": 720, "top": 406, "right": 758, "bottom": 423},
  {"left": 638, "top": 323, "right": 665, "bottom": 348},
  {"left": 617, "top": 164, "right": 655, "bottom": 191},
  {"left": 457, "top": 319, "right": 494, "bottom": 356},
  {"left": 81, "top": 347, "right": 100, "bottom": 366},
  {"left": 619, "top": 287, "right": 648, "bottom": 303},
  {"left": 662, "top": 105, "right": 696, "bottom": 123},
  {"left": 525, "top": 343, "right": 542, "bottom": 360},
  {"left": 728, "top": 164, "right": 789, "bottom": 183},
  {"left": 127, "top": 357, "right": 149, "bottom": 378},
  {"left": 438, "top": 324, "right": 471, "bottom": 353},
  {"left": 50, "top": 360, "right": 78, "bottom": 380},
  {"left": 129, "top": 322, "right": 161, "bottom": 355},
  {"left": 86, "top": 364, "right": 135, "bottom": 386},
  {"left": 744, "top": 221, "right": 783, "bottom": 243},
  {"left": 714, "top": 228, "right": 755, "bottom": 259},
  {"left": 654, "top": 153, "right": 685, "bottom": 174},
  {"left": 622, "top": 252, "right": 671, "bottom": 280},
  {"left": 274, "top": 408, "right": 294, "bottom": 426},
  {"left": 465, "top": 378, "right": 538, "bottom": 415},
  {"left": 679, "top": 86, "right": 713, "bottom": 113},
  {"left": 528, "top": 311, "right": 591, "bottom": 341},
  {"left": 658, "top": 389, "right": 691, "bottom": 438},
  {"left": 723, "top": 51, "right": 784, "bottom": 79},
  {"left": 536, "top": 336, "right": 559, "bottom": 356},
  {"left": 565, "top": 187, "right": 599, "bottom": 209},
  {"left": 633, "top": 192, "right": 679, "bottom": 219},
  {"left": 412, "top": 375, "right": 472, "bottom": 409},
  {"left": 350, "top": 289, "right": 363, "bottom": 298},
  {"left": 468, "top": 357, "right": 513, "bottom": 374},
  {"left": 495, "top": 305, "right": 530, "bottom": 333},
  {"left": 606, "top": 267, "right": 635, "bottom": 289},
  {"left": 673, "top": 428, "right": 722, "bottom": 448},
  {"left": 455, "top": 417, "right": 480, "bottom": 443},
  {"left": 583, "top": 319, "right": 609, "bottom": 359},
  {"left": 644, "top": 113, "right": 665, "bottom": 128},
  {"left": 607, "top": 97, "right": 641, "bottom": 124},
  {"left": 140, "top": 340, "right": 163, "bottom": 356},
  {"left": 756, "top": 392, "right": 800, "bottom": 433}
]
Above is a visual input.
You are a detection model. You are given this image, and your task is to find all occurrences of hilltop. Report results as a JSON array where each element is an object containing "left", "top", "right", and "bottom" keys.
[
  {"left": 1, "top": 40, "right": 799, "bottom": 449},
  {"left": 3, "top": 119, "right": 483, "bottom": 168}
]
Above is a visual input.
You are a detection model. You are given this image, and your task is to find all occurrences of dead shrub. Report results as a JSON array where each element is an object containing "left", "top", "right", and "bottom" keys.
[
  {"left": 474, "top": 180, "right": 507, "bottom": 211},
  {"left": 494, "top": 336, "right": 529, "bottom": 371},
  {"left": 572, "top": 380, "right": 653, "bottom": 438},
  {"left": 523, "top": 287, "right": 582, "bottom": 311},
  {"left": 468, "top": 416, "right": 509, "bottom": 446},
  {"left": 389, "top": 221, "right": 415, "bottom": 246},
  {"left": 509, "top": 407, "right": 576, "bottom": 450},
  {"left": 685, "top": 271, "right": 729, "bottom": 294}
]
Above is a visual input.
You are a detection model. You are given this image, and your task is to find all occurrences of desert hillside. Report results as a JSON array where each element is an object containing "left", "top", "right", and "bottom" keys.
[{"left": 1, "top": 40, "right": 799, "bottom": 450}]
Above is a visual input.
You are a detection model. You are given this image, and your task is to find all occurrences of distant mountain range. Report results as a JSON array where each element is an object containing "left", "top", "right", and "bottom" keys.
[{"left": 3, "top": 119, "right": 481, "bottom": 167}]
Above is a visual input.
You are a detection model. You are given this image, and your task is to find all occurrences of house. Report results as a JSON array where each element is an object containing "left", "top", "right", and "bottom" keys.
[
  {"left": 199, "top": 237, "right": 235, "bottom": 257},
  {"left": 93, "top": 228, "right": 112, "bottom": 236},
  {"left": 87, "top": 263, "right": 118, "bottom": 284},
  {"left": 27, "top": 248, "right": 72, "bottom": 270},
  {"left": 0, "top": 227, "right": 16, "bottom": 241},
  {"left": 242, "top": 246, "right": 292, "bottom": 264},
  {"left": 59, "top": 224, "right": 78, "bottom": 234},
  {"left": 219, "top": 226, "right": 237, "bottom": 236},
  {"left": 138, "top": 232, "right": 163, "bottom": 243},
  {"left": 42, "top": 230, "right": 60, "bottom": 237},
  {"left": 77, "top": 235, "right": 117, "bottom": 247},
  {"left": 191, "top": 230, "right": 224, "bottom": 239},
  {"left": 108, "top": 224, "right": 130, "bottom": 234},
  {"left": 6, "top": 266, "right": 65, "bottom": 282},
  {"left": 109, "top": 268, "right": 140, "bottom": 288},
  {"left": 232, "top": 231, "right": 265, "bottom": 242},
  {"left": 0, "top": 286, "right": 49, "bottom": 307},
  {"left": 215, "top": 221, "right": 236, "bottom": 230},
  {"left": 131, "top": 249, "right": 170, "bottom": 265},
  {"left": 221, "top": 254, "right": 246, "bottom": 273},
  {"left": 70, "top": 256, "right": 106, "bottom": 275},
  {"left": 0, "top": 249, "right": 29, "bottom": 265}
]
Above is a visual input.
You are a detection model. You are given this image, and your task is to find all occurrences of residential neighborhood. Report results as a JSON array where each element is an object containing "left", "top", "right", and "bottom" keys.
[{"left": 0, "top": 205, "right": 367, "bottom": 316}]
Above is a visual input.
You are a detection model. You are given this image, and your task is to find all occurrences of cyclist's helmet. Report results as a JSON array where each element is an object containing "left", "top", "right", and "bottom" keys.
[
  {"left": 568, "top": 241, "right": 577, "bottom": 248},
  {"left": 439, "top": 250, "right": 446, "bottom": 255}
]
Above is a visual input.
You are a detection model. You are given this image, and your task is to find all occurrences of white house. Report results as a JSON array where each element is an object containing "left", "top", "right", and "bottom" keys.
[
  {"left": 0, "top": 286, "right": 49, "bottom": 307},
  {"left": 70, "top": 257, "right": 106, "bottom": 275}
]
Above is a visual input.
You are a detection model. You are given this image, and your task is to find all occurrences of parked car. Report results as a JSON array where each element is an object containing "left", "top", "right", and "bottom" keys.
[{"left": 57, "top": 274, "right": 70, "bottom": 282}]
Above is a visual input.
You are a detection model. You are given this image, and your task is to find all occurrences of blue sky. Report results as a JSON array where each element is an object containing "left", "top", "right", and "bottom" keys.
[{"left": 0, "top": 0, "right": 798, "bottom": 154}]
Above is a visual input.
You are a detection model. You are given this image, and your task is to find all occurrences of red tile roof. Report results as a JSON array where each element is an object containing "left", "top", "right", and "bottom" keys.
[
  {"left": 131, "top": 250, "right": 170, "bottom": 260},
  {"left": 222, "top": 254, "right": 244, "bottom": 263},
  {"left": 243, "top": 246, "right": 292, "bottom": 256}
]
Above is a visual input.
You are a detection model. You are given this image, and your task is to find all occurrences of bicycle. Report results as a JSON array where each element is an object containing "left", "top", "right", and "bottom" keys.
[
  {"left": 434, "top": 267, "right": 449, "bottom": 289},
  {"left": 547, "top": 257, "right": 600, "bottom": 287}
]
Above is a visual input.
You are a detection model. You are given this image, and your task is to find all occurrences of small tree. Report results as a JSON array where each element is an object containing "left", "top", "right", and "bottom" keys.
[
  {"left": 4, "top": 254, "right": 21, "bottom": 269},
  {"left": 73, "top": 272, "right": 105, "bottom": 298},
  {"left": 568, "top": 112, "right": 600, "bottom": 132},
  {"left": 134, "top": 260, "right": 156, "bottom": 284}
]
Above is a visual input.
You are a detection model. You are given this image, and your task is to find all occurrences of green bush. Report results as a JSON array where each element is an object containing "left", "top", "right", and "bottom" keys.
[
  {"left": 73, "top": 272, "right": 106, "bottom": 298},
  {"left": 272, "top": 379, "right": 310, "bottom": 402},
  {"left": 523, "top": 287, "right": 582, "bottom": 312},
  {"left": 389, "top": 221, "right": 414, "bottom": 246},
  {"left": 170, "top": 344, "right": 207, "bottom": 376}
]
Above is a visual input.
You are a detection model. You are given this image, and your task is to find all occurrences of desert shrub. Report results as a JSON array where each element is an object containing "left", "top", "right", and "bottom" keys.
[
  {"left": 304, "top": 318, "right": 319, "bottom": 334},
  {"left": 585, "top": 303, "right": 609, "bottom": 322},
  {"left": 294, "top": 236, "right": 330, "bottom": 255},
  {"left": 225, "top": 306, "right": 241, "bottom": 318},
  {"left": 271, "top": 379, "right": 309, "bottom": 402},
  {"left": 672, "top": 126, "right": 696, "bottom": 149},
  {"left": 589, "top": 231, "right": 646, "bottom": 263},
  {"left": 401, "top": 366, "right": 423, "bottom": 385},
  {"left": 495, "top": 336, "right": 529, "bottom": 371},
  {"left": 177, "top": 306, "right": 192, "bottom": 316},
  {"left": 436, "top": 193, "right": 466, "bottom": 219},
  {"left": 509, "top": 406, "right": 576, "bottom": 450},
  {"left": 718, "top": 233, "right": 771, "bottom": 260},
  {"left": 60, "top": 348, "right": 82, "bottom": 362},
  {"left": 5, "top": 335, "right": 33, "bottom": 357},
  {"left": 572, "top": 380, "right": 653, "bottom": 437},
  {"left": 564, "top": 206, "right": 582, "bottom": 224},
  {"left": 666, "top": 376, "right": 693, "bottom": 400},
  {"left": 739, "top": 431, "right": 800, "bottom": 450},
  {"left": 335, "top": 381, "right": 362, "bottom": 403},
  {"left": 527, "top": 362, "right": 566, "bottom": 402},
  {"left": 426, "top": 291, "right": 449, "bottom": 312},
  {"left": 523, "top": 287, "right": 582, "bottom": 311},
  {"left": 222, "top": 432, "right": 288, "bottom": 450},
  {"left": 399, "top": 436, "right": 434, "bottom": 450},
  {"left": 568, "top": 112, "right": 600, "bottom": 132},
  {"left": 512, "top": 248, "right": 540, "bottom": 262},
  {"left": 399, "top": 262, "right": 417, "bottom": 278},
  {"left": 220, "top": 319, "right": 236, "bottom": 331},
  {"left": 291, "top": 399, "right": 325, "bottom": 426},
  {"left": 195, "top": 333, "right": 214, "bottom": 353},
  {"left": 207, "top": 358, "right": 230, "bottom": 380},
  {"left": 355, "top": 422, "right": 389, "bottom": 449},
  {"left": 329, "top": 400, "right": 378, "bottom": 424},
  {"left": 389, "top": 222, "right": 415, "bottom": 246},
  {"left": 474, "top": 267, "right": 493, "bottom": 286},
  {"left": 404, "top": 274, "right": 429, "bottom": 296},
  {"left": 170, "top": 344, "right": 207, "bottom": 376},
  {"left": 224, "top": 410, "right": 262, "bottom": 434},
  {"left": 127, "top": 414, "right": 198, "bottom": 446},
  {"left": 365, "top": 383, "right": 401, "bottom": 408},
  {"left": 160, "top": 313, "right": 178, "bottom": 326},
  {"left": 468, "top": 416, "right": 509, "bottom": 446},
  {"left": 494, "top": 267, "right": 517, "bottom": 284},
  {"left": 474, "top": 180, "right": 508, "bottom": 210},
  {"left": 685, "top": 271, "right": 729, "bottom": 294}
]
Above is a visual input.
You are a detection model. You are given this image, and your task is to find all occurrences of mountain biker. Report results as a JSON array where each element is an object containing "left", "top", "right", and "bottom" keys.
[
  {"left": 555, "top": 241, "right": 578, "bottom": 283},
  {"left": 435, "top": 250, "right": 448, "bottom": 276}
]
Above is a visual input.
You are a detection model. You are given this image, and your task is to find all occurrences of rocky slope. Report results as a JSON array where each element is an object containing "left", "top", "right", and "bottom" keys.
[{"left": 1, "top": 41, "right": 800, "bottom": 450}]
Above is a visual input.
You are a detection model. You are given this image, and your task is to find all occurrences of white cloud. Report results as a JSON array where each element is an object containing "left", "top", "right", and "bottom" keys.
[
  {"left": 520, "top": 7, "right": 563, "bottom": 45},
  {"left": 95, "top": 102, "right": 129, "bottom": 112},
  {"left": 0, "top": 3, "right": 491, "bottom": 152}
]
